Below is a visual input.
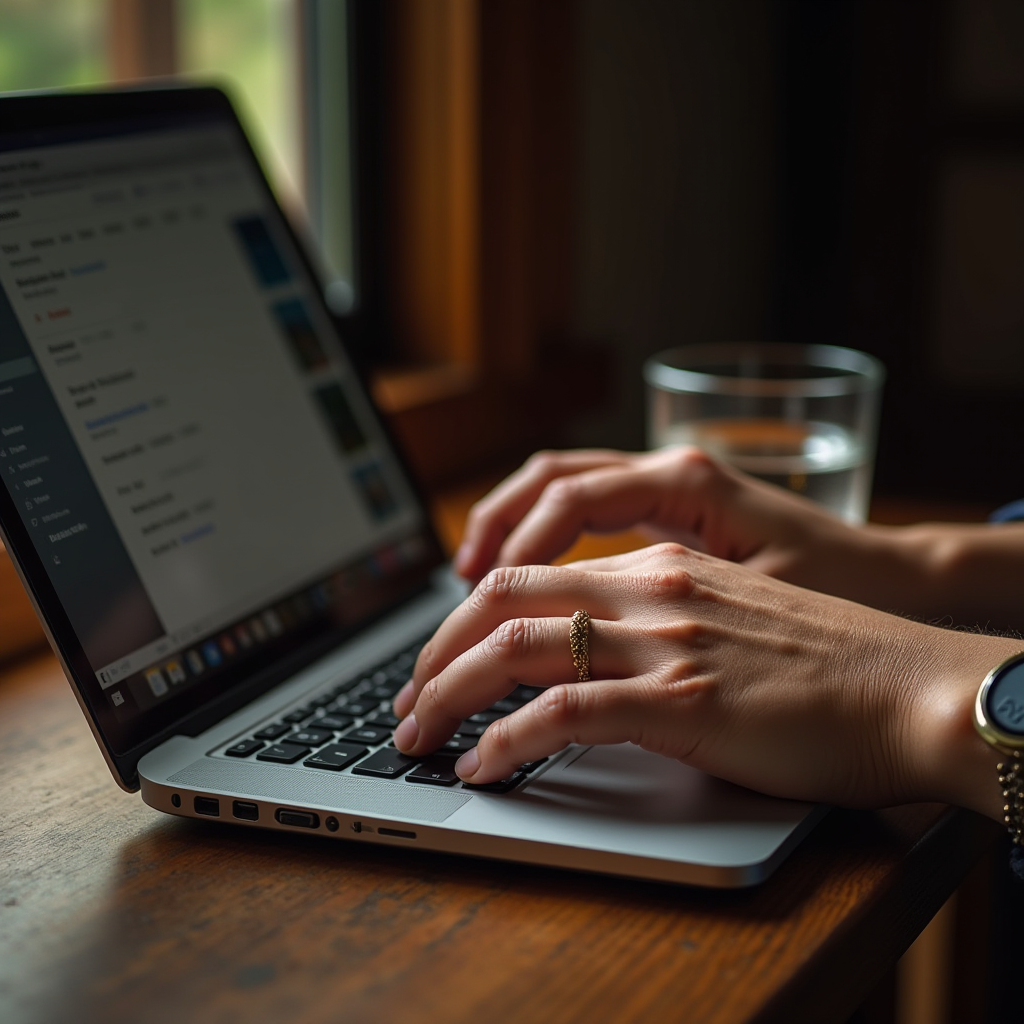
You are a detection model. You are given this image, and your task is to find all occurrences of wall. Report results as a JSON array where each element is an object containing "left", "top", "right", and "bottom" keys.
[{"left": 570, "top": 0, "right": 779, "bottom": 450}]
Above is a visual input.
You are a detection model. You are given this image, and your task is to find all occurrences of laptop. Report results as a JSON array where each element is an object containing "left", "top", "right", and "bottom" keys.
[{"left": 0, "top": 85, "right": 823, "bottom": 887}]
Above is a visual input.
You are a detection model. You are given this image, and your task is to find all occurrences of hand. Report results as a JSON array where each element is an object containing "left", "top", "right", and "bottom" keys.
[
  {"left": 394, "top": 542, "right": 1014, "bottom": 817},
  {"left": 453, "top": 448, "right": 902, "bottom": 611}
]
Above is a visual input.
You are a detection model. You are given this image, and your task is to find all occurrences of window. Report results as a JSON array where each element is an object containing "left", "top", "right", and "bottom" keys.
[
  {"left": 0, "top": 0, "right": 587, "bottom": 489},
  {"left": 178, "top": 0, "right": 303, "bottom": 216},
  {"left": 0, "top": 0, "right": 107, "bottom": 91},
  {"left": 0, "top": 0, "right": 353, "bottom": 306}
]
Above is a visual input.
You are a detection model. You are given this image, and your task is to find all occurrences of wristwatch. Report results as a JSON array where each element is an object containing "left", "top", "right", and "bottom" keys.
[{"left": 974, "top": 651, "right": 1024, "bottom": 847}]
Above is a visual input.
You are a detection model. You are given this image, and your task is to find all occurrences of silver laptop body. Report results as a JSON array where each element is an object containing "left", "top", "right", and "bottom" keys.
[{"left": 0, "top": 86, "right": 821, "bottom": 888}]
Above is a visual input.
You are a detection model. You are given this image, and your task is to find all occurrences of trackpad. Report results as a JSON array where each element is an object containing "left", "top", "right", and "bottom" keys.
[{"left": 522, "top": 743, "right": 809, "bottom": 824}]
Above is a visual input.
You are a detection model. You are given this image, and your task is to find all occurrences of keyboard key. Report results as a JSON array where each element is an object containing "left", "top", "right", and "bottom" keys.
[
  {"left": 463, "top": 770, "right": 526, "bottom": 793},
  {"left": 407, "top": 757, "right": 460, "bottom": 787},
  {"left": 369, "top": 680, "right": 404, "bottom": 700},
  {"left": 337, "top": 699, "right": 379, "bottom": 717},
  {"left": 313, "top": 714, "right": 354, "bottom": 731},
  {"left": 253, "top": 722, "right": 291, "bottom": 740},
  {"left": 365, "top": 711, "right": 400, "bottom": 728},
  {"left": 491, "top": 697, "right": 522, "bottom": 713},
  {"left": 514, "top": 686, "right": 543, "bottom": 701},
  {"left": 309, "top": 693, "right": 335, "bottom": 708},
  {"left": 522, "top": 758, "right": 548, "bottom": 773},
  {"left": 290, "top": 728, "right": 334, "bottom": 747},
  {"left": 442, "top": 735, "right": 477, "bottom": 754},
  {"left": 282, "top": 709, "right": 311, "bottom": 724},
  {"left": 256, "top": 742, "right": 311, "bottom": 764},
  {"left": 342, "top": 724, "right": 392, "bottom": 745},
  {"left": 303, "top": 742, "right": 368, "bottom": 771},
  {"left": 225, "top": 738, "right": 264, "bottom": 757},
  {"left": 329, "top": 677, "right": 359, "bottom": 697},
  {"left": 467, "top": 710, "right": 503, "bottom": 725},
  {"left": 458, "top": 721, "right": 488, "bottom": 738},
  {"left": 352, "top": 747, "right": 418, "bottom": 779}
]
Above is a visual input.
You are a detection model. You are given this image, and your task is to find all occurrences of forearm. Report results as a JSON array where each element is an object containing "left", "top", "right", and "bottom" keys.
[{"left": 871, "top": 523, "right": 1024, "bottom": 631}]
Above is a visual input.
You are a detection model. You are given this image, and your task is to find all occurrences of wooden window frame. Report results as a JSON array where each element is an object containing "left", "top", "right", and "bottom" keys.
[
  {"left": 349, "top": 0, "right": 602, "bottom": 489},
  {"left": 2, "top": 0, "right": 595, "bottom": 657}
]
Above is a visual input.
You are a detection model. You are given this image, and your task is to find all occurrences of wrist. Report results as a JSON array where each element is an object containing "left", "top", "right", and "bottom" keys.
[{"left": 909, "top": 629, "right": 1022, "bottom": 821}]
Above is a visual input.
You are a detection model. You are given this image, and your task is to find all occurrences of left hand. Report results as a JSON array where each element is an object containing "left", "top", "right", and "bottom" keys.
[{"left": 392, "top": 542, "right": 1011, "bottom": 812}]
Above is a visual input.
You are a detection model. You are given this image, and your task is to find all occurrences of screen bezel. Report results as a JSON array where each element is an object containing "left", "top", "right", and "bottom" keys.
[{"left": 0, "top": 83, "right": 447, "bottom": 790}]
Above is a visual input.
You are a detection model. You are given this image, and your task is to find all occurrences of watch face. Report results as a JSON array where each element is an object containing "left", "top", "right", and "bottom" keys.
[{"left": 986, "top": 659, "right": 1024, "bottom": 735}]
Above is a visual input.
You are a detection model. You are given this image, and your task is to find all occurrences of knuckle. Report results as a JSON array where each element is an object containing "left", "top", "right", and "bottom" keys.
[
  {"left": 487, "top": 715, "right": 516, "bottom": 758},
  {"left": 673, "top": 445, "right": 736, "bottom": 495},
  {"left": 658, "top": 664, "right": 714, "bottom": 705},
  {"left": 638, "top": 562, "right": 694, "bottom": 598},
  {"left": 419, "top": 675, "right": 448, "bottom": 714},
  {"left": 417, "top": 639, "right": 441, "bottom": 679},
  {"left": 525, "top": 450, "right": 560, "bottom": 476},
  {"left": 540, "top": 475, "right": 583, "bottom": 510},
  {"left": 536, "top": 684, "right": 584, "bottom": 728},
  {"left": 486, "top": 617, "right": 531, "bottom": 661},
  {"left": 649, "top": 617, "right": 705, "bottom": 648},
  {"left": 463, "top": 501, "right": 488, "bottom": 530},
  {"left": 673, "top": 445, "right": 717, "bottom": 476},
  {"left": 471, "top": 565, "right": 525, "bottom": 613}
]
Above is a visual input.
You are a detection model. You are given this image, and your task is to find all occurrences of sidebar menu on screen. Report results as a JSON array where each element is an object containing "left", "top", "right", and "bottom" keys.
[{"left": 0, "top": 284, "right": 165, "bottom": 669}]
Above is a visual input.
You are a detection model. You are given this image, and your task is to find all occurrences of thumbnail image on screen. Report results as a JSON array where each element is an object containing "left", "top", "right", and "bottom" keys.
[
  {"left": 272, "top": 298, "right": 329, "bottom": 371},
  {"left": 351, "top": 460, "right": 398, "bottom": 521},
  {"left": 314, "top": 382, "right": 368, "bottom": 455}
]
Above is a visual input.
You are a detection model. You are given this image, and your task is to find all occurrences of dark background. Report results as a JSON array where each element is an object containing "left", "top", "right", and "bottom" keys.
[
  {"left": 567, "top": 0, "right": 1024, "bottom": 505},
  {"left": 353, "top": 0, "right": 1024, "bottom": 506}
]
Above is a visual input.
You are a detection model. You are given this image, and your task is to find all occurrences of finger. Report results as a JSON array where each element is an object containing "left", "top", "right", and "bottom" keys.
[
  {"left": 394, "top": 545, "right": 708, "bottom": 720},
  {"left": 393, "top": 615, "right": 632, "bottom": 757},
  {"left": 491, "top": 454, "right": 719, "bottom": 572},
  {"left": 455, "top": 450, "right": 632, "bottom": 581},
  {"left": 410, "top": 562, "right": 622, "bottom": 689},
  {"left": 561, "top": 546, "right": 681, "bottom": 573},
  {"left": 455, "top": 677, "right": 665, "bottom": 784}
]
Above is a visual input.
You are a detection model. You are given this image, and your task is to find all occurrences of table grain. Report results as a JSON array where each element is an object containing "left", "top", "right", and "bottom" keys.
[
  {"left": 0, "top": 491, "right": 1002, "bottom": 1024},
  {"left": 0, "top": 649, "right": 998, "bottom": 1024}
]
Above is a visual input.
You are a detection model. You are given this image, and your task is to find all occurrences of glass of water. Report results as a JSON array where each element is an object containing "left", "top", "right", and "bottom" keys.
[{"left": 644, "top": 343, "right": 885, "bottom": 523}]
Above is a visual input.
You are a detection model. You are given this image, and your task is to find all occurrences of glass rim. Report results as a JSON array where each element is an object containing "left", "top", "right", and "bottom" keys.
[{"left": 643, "top": 343, "right": 886, "bottom": 399}]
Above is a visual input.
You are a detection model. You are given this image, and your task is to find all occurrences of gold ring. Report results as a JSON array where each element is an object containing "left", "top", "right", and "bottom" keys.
[{"left": 569, "top": 609, "right": 591, "bottom": 682}]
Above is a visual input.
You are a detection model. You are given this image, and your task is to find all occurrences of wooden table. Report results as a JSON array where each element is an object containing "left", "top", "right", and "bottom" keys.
[{"left": 0, "top": 493, "right": 1003, "bottom": 1024}]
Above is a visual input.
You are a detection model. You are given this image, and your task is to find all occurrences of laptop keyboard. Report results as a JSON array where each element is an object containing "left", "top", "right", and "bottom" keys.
[{"left": 218, "top": 633, "right": 547, "bottom": 794}]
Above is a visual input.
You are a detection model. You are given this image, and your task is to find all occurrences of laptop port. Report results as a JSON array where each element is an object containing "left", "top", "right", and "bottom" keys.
[
  {"left": 275, "top": 808, "right": 320, "bottom": 829},
  {"left": 194, "top": 796, "right": 220, "bottom": 817},
  {"left": 232, "top": 800, "right": 259, "bottom": 821},
  {"left": 378, "top": 827, "right": 416, "bottom": 840}
]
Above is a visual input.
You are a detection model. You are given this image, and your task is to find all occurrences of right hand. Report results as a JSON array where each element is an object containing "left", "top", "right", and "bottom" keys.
[
  {"left": 454, "top": 447, "right": 900, "bottom": 609},
  {"left": 397, "top": 539, "right": 1015, "bottom": 817}
]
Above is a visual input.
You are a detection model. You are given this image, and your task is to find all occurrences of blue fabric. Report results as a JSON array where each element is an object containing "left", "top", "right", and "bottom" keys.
[
  {"left": 990, "top": 500, "right": 1024, "bottom": 524},
  {"left": 1011, "top": 845, "right": 1024, "bottom": 883}
]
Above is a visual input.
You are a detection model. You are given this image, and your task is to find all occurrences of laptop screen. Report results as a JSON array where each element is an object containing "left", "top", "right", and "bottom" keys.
[{"left": 0, "top": 91, "right": 442, "bottom": 762}]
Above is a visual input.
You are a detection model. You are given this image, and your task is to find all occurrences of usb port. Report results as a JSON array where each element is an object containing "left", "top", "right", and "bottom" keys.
[
  {"left": 193, "top": 796, "right": 220, "bottom": 817},
  {"left": 275, "top": 808, "right": 319, "bottom": 829},
  {"left": 232, "top": 800, "right": 259, "bottom": 821}
]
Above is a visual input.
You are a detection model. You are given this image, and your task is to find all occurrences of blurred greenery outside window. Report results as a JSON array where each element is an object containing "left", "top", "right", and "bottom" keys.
[{"left": 0, "top": 0, "right": 353, "bottom": 305}]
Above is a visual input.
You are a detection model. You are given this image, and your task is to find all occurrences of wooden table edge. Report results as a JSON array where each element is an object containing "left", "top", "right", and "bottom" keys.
[{"left": 756, "top": 806, "right": 1001, "bottom": 1023}]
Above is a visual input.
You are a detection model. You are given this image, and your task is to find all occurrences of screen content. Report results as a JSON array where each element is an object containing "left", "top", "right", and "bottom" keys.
[{"left": 0, "top": 116, "right": 433, "bottom": 735}]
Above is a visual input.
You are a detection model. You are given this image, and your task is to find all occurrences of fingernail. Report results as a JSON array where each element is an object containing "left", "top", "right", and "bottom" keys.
[
  {"left": 393, "top": 713, "right": 419, "bottom": 752},
  {"left": 393, "top": 679, "right": 415, "bottom": 715},
  {"left": 455, "top": 746, "right": 480, "bottom": 781}
]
